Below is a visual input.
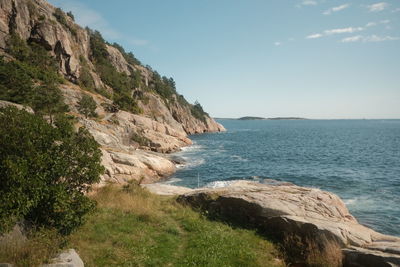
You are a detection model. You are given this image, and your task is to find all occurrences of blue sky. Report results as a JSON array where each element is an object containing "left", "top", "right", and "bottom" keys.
[{"left": 49, "top": 0, "right": 400, "bottom": 119}]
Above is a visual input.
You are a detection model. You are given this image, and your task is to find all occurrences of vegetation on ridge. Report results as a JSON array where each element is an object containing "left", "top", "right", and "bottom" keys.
[
  {"left": 88, "top": 29, "right": 143, "bottom": 114},
  {"left": 0, "top": 33, "right": 67, "bottom": 120}
]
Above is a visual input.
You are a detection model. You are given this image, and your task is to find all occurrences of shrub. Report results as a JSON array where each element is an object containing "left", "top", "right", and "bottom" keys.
[
  {"left": 66, "top": 11, "right": 75, "bottom": 21},
  {"left": 190, "top": 101, "right": 208, "bottom": 124},
  {"left": 131, "top": 131, "right": 151, "bottom": 147},
  {"left": 31, "top": 84, "right": 69, "bottom": 122},
  {"left": 0, "top": 107, "right": 104, "bottom": 235},
  {"left": 77, "top": 94, "right": 97, "bottom": 118},
  {"left": 0, "top": 58, "right": 34, "bottom": 104},
  {"left": 111, "top": 42, "right": 141, "bottom": 66},
  {"left": 78, "top": 65, "right": 95, "bottom": 91},
  {"left": 53, "top": 8, "right": 77, "bottom": 36}
]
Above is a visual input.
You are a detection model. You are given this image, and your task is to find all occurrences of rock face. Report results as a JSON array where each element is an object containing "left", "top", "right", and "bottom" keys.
[
  {"left": 176, "top": 180, "right": 400, "bottom": 267},
  {"left": 0, "top": 0, "right": 225, "bottom": 183}
]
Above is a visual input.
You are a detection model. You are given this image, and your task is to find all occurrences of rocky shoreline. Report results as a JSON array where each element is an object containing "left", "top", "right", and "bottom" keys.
[{"left": 144, "top": 180, "right": 400, "bottom": 266}]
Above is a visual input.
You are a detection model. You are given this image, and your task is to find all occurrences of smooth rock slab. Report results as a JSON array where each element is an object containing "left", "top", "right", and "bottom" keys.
[
  {"left": 42, "top": 249, "right": 84, "bottom": 267},
  {"left": 143, "top": 183, "right": 194, "bottom": 196},
  {"left": 176, "top": 180, "right": 400, "bottom": 266}
]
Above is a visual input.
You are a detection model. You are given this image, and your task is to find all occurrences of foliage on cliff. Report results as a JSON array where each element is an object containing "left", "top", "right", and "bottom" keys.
[
  {"left": 77, "top": 94, "right": 98, "bottom": 118},
  {"left": 0, "top": 107, "right": 104, "bottom": 235},
  {"left": 0, "top": 34, "right": 67, "bottom": 120},
  {"left": 88, "top": 29, "right": 142, "bottom": 114}
]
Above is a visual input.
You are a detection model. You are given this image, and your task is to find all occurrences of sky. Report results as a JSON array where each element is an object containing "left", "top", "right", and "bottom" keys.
[{"left": 48, "top": 0, "right": 400, "bottom": 119}]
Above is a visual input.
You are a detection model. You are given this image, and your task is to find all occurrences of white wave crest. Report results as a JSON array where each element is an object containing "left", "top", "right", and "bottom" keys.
[
  {"left": 231, "top": 155, "right": 248, "bottom": 162},
  {"left": 162, "top": 177, "right": 182, "bottom": 184},
  {"left": 204, "top": 180, "right": 237, "bottom": 188},
  {"left": 181, "top": 157, "right": 205, "bottom": 169},
  {"left": 180, "top": 144, "right": 203, "bottom": 152}
]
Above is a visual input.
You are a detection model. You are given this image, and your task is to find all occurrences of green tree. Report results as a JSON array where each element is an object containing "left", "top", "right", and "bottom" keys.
[
  {"left": 0, "top": 58, "right": 34, "bottom": 104},
  {"left": 77, "top": 94, "right": 97, "bottom": 118},
  {"left": 190, "top": 101, "right": 208, "bottom": 123},
  {"left": 31, "top": 84, "right": 69, "bottom": 123},
  {"left": 0, "top": 107, "right": 104, "bottom": 234},
  {"left": 66, "top": 11, "right": 75, "bottom": 21}
]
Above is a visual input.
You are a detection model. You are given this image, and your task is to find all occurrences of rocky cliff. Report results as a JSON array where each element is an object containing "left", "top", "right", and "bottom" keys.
[{"left": 0, "top": 0, "right": 225, "bottom": 183}]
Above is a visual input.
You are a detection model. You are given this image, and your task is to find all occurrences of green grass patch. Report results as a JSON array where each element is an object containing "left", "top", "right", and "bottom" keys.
[{"left": 68, "top": 183, "right": 284, "bottom": 267}]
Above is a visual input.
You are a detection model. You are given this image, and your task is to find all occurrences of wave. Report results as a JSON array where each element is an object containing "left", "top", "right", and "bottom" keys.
[
  {"left": 180, "top": 144, "right": 204, "bottom": 153},
  {"left": 204, "top": 180, "right": 237, "bottom": 188},
  {"left": 162, "top": 177, "right": 182, "bottom": 184},
  {"left": 180, "top": 157, "right": 205, "bottom": 169},
  {"left": 344, "top": 198, "right": 357, "bottom": 205},
  {"left": 230, "top": 155, "right": 248, "bottom": 162}
]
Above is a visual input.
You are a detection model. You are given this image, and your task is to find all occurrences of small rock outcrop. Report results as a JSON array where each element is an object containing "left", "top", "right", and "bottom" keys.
[
  {"left": 142, "top": 183, "right": 194, "bottom": 196},
  {"left": 42, "top": 249, "right": 84, "bottom": 267},
  {"left": 176, "top": 180, "right": 400, "bottom": 266},
  {"left": 0, "top": 100, "right": 34, "bottom": 113}
]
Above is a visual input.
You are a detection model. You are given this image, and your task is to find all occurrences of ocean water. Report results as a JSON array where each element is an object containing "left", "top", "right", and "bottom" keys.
[{"left": 167, "top": 119, "right": 400, "bottom": 236}]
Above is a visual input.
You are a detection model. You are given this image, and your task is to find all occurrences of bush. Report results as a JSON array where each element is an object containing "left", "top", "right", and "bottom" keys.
[
  {"left": 0, "top": 58, "right": 34, "bottom": 104},
  {"left": 1, "top": 34, "right": 66, "bottom": 119},
  {"left": 78, "top": 65, "right": 95, "bottom": 91},
  {"left": 53, "top": 8, "right": 77, "bottom": 36},
  {"left": 0, "top": 107, "right": 104, "bottom": 235},
  {"left": 31, "top": 84, "right": 69, "bottom": 122},
  {"left": 77, "top": 94, "right": 97, "bottom": 118},
  {"left": 190, "top": 101, "right": 208, "bottom": 124},
  {"left": 131, "top": 131, "right": 151, "bottom": 147}
]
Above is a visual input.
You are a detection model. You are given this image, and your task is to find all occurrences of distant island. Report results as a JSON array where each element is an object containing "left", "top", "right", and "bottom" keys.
[
  {"left": 238, "top": 116, "right": 266, "bottom": 120},
  {"left": 214, "top": 117, "right": 307, "bottom": 120}
]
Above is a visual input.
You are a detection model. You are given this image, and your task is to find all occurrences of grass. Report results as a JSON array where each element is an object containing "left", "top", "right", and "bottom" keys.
[
  {"left": 0, "top": 227, "right": 64, "bottom": 267},
  {"left": 67, "top": 183, "right": 284, "bottom": 266}
]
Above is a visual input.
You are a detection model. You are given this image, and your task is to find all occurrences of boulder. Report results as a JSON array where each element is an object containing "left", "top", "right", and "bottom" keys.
[
  {"left": 0, "top": 100, "right": 34, "bottom": 113},
  {"left": 143, "top": 183, "right": 194, "bottom": 196},
  {"left": 177, "top": 180, "right": 400, "bottom": 266},
  {"left": 42, "top": 249, "right": 84, "bottom": 267}
]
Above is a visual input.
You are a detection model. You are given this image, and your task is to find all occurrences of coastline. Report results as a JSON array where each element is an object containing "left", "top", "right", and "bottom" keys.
[{"left": 146, "top": 126, "right": 400, "bottom": 265}]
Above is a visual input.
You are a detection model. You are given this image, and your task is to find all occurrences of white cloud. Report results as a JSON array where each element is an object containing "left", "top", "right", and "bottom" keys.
[
  {"left": 341, "top": 35, "right": 399, "bottom": 43},
  {"left": 301, "top": 0, "right": 318, "bottom": 6},
  {"left": 323, "top": 4, "right": 350, "bottom": 15},
  {"left": 341, "top": 35, "right": 363, "bottom": 42},
  {"left": 366, "top": 22, "right": 377, "bottom": 27},
  {"left": 365, "top": 35, "right": 399, "bottom": 42},
  {"left": 367, "top": 2, "right": 389, "bottom": 12},
  {"left": 306, "top": 33, "right": 323, "bottom": 39},
  {"left": 48, "top": 0, "right": 148, "bottom": 46},
  {"left": 307, "top": 26, "right": 364, "bottom": 40},
  {"left": 324, "top": 27, "right": 364, "bottom": 35},
  {"left": 393, "top": 8, "right": 400, "bottom": 13},
  {"left": 365, "top": 20, "right": 390, "bottom": 27},
  {"left": 49, "top": 0, "right": 119, "bottom": 39},
  {"left": 274, "top": 42, "right": 282, "bottom": 46}
]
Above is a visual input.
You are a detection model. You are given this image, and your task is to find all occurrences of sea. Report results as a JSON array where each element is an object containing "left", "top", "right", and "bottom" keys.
[{"left": 165, "top": 119, "right": 400, "bottom": 237}]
